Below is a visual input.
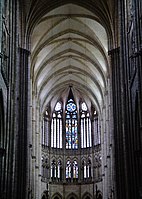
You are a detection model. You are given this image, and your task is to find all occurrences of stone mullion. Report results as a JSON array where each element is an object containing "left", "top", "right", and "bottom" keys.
[
  {"left": 62, "top": 111, "right": 66, "bottom": 183},
  {"left": 48, "top": 118, "right": 51, "bottom": 148}
]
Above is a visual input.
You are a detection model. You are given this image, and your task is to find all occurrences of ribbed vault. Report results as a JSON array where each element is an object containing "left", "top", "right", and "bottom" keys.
[{"left": 29, "top": 2, "right": 113, "bottom": 113}]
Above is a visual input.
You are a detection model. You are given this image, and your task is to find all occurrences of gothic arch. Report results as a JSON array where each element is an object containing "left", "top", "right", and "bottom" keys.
[
  {"left": 41, "top": 190, "right": 48, "bottom": 199},
  {"left": 96, "top": 190, "right": 102, "bottom": 199},
  {"left": 52, "top": 192, "right": 62, "bottom": 199},
  {"left": 82, "top": 192, "right": 92, "bottom": 199},
  {"left": 66, "top": 192, "right": 78, "bottom": 199},
  {"left": 27, "top": 1, "right": 113, "bottom": 40}
]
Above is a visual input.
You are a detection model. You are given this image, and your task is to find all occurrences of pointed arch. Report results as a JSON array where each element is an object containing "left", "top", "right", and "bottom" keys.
[
  {"left": 41, "top": 190, "right": 48, "bottom": 199},
  {"left": 67, "top": 192, "right": 78, "bottom": 199},
  {"left": 73, "top": 160, "right": 78, "bottom": 180},
  {"left": 66, "top": 160, "right": 72, "bottom": 180},
  {"left": 80, "top": 101, "right": 92, "bottom": 148},
  {"left": 57, "top": 159, "right": 62, "bottom": 181},
  {"left": 51, "top": 159, "right": 57, "bottom": 180},
  {"left": 51, "top": 101, "right": 63, "bottom": 148},
  {"left": 65, "top": 89, "right": 78, "bottom": 149},
  {"left": 52, "top": 192, "right": 62, "bottom": 199},
  {"left": 82, "top": 192, "right": 93, "bottom": 199}
]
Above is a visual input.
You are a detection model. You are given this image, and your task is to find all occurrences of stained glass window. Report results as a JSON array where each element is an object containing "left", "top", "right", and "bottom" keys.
[
  {"left": 82, "top": 159, "right": 91, "bottom": 179},
  {"left": 57, "top": 160, "right": 62, "bottom": 180},
  {"left": 73, "top": 160, "right": 78, "bottom": 179},
  {"left": 51, "top": 160, "right": 56, "bottom": 179},
  {"left": 51, "top": 102, "right": 62, "bottom": 148},
  {"left": 81, "top": 102, "right": 92, "bottom": 148},
  {"left": 66, "top": 99, "right": 78, "bottom": 149},
  {"left": 66, "top": 160, "right": 71, "bottom": 178}
]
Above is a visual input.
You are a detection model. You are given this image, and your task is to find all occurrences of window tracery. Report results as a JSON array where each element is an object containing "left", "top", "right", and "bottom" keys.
[
  {"left": 66, "top": 160, "right": 71, "bottom": 180},
  {"left": 73, "top": 160, "right": 78, "bottom": 180},
  {"left": 81, "top": 102, "right": 92, "bottom": 148},
  {"left": 42, "top": 96, "right": 101, "bottom": 184},
  {"left": 51, "top": 160, "right": 56, "bottom": 180},
  {"left": 50, "top": 159, "right": 62, "bottom": 181},
  {"left": 66, "top": 99, "right": 78, "bottom": 149},
  {"left": 51, "top": 102, "right": 62, "bottom": 148},
  {"left": 41, "top": 155, "right": 49, "bottom": 179},
  {"left": 57, "top": 160, "right": 62, "bottom": 181},
  {"left": 66, "top": 160, "right": 78, "bottom": 182},
  {"left": 82, "top": 158, "right": 92, "bottom": 180}
]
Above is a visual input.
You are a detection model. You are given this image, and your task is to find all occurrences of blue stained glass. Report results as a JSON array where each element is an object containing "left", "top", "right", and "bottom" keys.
[
  {"left": 66, "top": 98, "right": 78, "bottom": 149},
  {"left": 66, "top": 114, "right": 71, "bottom": 119},
  {"left": 66, "top": 160, "right": 71, "bottom": 178},
  {"left": 67, "top": 102, "right": 76, "bottom": 112}
]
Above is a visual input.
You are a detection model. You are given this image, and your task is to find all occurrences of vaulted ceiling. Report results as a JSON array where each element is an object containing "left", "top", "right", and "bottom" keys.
[{"left": 26, "top": 1, "right": 114, "bottom": 113}]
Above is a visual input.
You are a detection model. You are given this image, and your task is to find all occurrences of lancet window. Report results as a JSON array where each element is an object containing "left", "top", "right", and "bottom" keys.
[
  {"left": 65, "top": 99, "right": 78, "bottom": 149},
  {"left": 66, "top": 160, "right": 78, "bottom": 181},
  {"left": 82, "top": 159, "right": 92, "bottom": 180},
  {"left": 51, "top": 102, "right": 62, "bottom": 148},
  {"left": 50, "top": 159, "right": 62, "bottom": 181},
  {"left": 81, "top": 102, "right": 92, "bottom": 148},
  {"left": 73, "top": 160, "right": 78, "bottom": 179},
  {"left": 51, "top": 160, "right": 56, "bottom": 179},
  {"left": 66, "top": 160, "right": 72, "bottom": 179}
]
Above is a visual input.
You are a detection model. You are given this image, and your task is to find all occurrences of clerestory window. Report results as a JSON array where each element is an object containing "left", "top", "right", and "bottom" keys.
[
  {"left": 65, "top": 99, "right": 78, "bottom": 149},
  {"left": 51, "top": 102, "right": 62, "bottom": 148},
  {"left": 81, "top": 102, "right": 92, "bottom": 148}
]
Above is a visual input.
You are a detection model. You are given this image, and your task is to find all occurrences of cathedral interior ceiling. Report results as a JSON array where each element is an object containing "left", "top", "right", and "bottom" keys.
[{"left": 26, "top": 1, "right": 114, "bottom": 113}]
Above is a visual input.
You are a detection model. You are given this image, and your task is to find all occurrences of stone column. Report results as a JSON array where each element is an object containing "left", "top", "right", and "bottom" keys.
[{"left": 15, "top": 48, "right": 30, "bottom": 199}]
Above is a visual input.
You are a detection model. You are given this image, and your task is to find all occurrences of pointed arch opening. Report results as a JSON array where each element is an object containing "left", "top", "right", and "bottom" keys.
[
  {"left": 51, "top": 101, "right": 63, "bottom": 148},
  {"left": 65, "top": 96, "right": 78, "bottom": 149}
]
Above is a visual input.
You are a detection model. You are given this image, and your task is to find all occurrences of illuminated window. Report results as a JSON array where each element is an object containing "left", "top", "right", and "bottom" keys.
[
  {"left": 66, "top": 99, "right": 78, "bottom": 149},
  {"left": 66, "top": 160, "right": 78, "bottom": 181},
  {"left": 82, "top": 159, "right": 91, "bottom": 179},
  {"left": 57, "top": 160, "right": 62, "bottom": 180},
  {"left": 81, "top": 102, "right": 92, "bottom": 148},
  {"left": 66, "top": 160, "right": 71, "bottom": 179},
  {"left": 51, "top": 102, "right": 62, "bottom": 148},
  {"left": 73, "top": 160, "right": 78, "bottom": 179},
  {"left": 51, "top": 160, "right": 56, "bottom": 179}
]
